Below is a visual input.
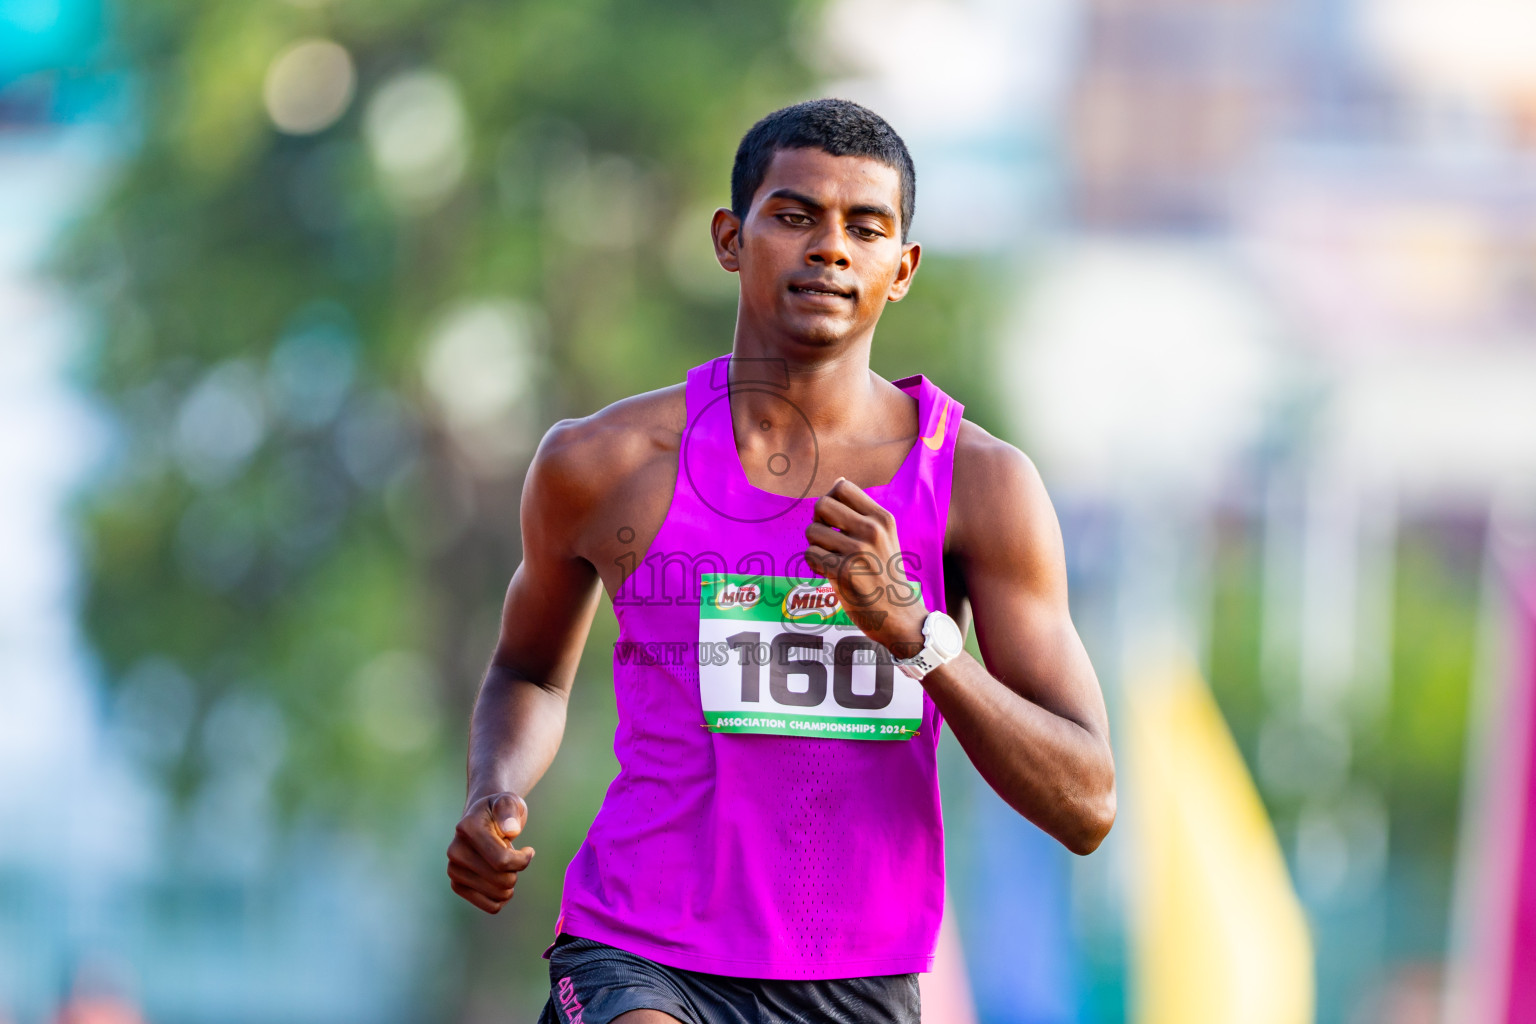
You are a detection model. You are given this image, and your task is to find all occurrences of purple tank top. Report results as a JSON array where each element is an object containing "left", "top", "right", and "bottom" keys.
[{"left": 556, "top": 355, "right": 963, "bottom": 979}]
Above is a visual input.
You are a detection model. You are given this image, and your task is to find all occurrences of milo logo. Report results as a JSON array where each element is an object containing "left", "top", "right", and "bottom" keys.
[
  {"left": 782, "top": 581, "right": 840, "bottom": 620},
  {"left": 715, "top": 581, "right": 761, "bottom": 610}
]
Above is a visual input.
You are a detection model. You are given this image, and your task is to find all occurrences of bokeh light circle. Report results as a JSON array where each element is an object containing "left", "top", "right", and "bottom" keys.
[
  {"left": 364, "top": 70, "right": 469, "bottom": 211},
  {"left": 263, "top": 38, "right": 356, "bottom": 135}
]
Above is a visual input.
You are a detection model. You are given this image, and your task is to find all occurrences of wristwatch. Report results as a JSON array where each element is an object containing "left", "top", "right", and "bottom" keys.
[{"left": 896, "top": 611, "right": 965, "bottom": 681}]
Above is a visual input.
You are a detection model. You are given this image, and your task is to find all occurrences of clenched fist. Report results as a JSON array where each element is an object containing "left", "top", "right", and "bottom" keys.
[
  {"left": 446, "top": 792, "right": 536, "bottom": 914},
  {"left": 804, "top": 477, "right": 927, "bottom": 658}
]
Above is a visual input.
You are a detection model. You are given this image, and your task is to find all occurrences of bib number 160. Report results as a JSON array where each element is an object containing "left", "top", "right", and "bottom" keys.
[{"left": 724, "top": 631, "right": 894, "bottom": 710}]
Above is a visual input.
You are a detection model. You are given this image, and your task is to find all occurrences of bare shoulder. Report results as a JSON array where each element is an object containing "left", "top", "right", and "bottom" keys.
[
  {"left": 523, "top": 384, "right": 686, "bottom": 575},
  {"left": 952, "top": 419, "right": 1050, "bottom": 509},
  {"left": 948, "top": 419, "right": 1060, "bottom": 564},
  {"left": 528, "top": 384, "right": 685, "bottom": 503}
]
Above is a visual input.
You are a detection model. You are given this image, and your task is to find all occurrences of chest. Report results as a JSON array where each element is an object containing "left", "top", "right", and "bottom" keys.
[{"left": 583, "top": 439, "right": 926, "bottom": 601}]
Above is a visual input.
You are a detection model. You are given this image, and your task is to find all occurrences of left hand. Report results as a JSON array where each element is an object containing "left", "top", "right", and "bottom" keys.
[{"left": 804, "top": 477, "right": 927, "bottom": 658}]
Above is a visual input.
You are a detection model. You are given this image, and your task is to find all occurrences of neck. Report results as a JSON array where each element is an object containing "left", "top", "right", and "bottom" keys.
[{"left": 728, "top": 330, "right": 881, "bottom": 434}]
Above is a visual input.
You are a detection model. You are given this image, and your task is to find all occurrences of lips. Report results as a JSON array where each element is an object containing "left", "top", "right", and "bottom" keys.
[{"left": 788, "top": 280, "right": 854, "bottom": 300}]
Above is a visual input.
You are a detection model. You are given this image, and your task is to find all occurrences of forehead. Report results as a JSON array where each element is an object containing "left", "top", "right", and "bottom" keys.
[{"left": 753, "top": 147, "right": 902, "bottom": 213}]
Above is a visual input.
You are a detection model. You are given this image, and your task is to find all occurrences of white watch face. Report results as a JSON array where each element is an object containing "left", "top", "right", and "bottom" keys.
[{"left": 925, "top": 612, "right": 964, "bottom": 660}]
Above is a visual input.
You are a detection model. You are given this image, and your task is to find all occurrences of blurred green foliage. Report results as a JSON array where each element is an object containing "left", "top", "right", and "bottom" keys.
[
  {"left": 63, "top": 0, "right": 815, "bottom": 816},
  {"left": 56, "top": 0, "right": 1002, "bottom": 1013},
  {"left": 1372, "top": 525, "right": 1478, "bottom": 954},
  {"left": 1207, "top": 514, "right": 1266, "bottom": 760},
  {"left": 1207, "top": 512, "right": 1480, "bottom": 1019}
]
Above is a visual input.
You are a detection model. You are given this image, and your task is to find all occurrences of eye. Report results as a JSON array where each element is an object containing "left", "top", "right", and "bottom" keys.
[
  {"left": 779, "top": 212, "right": 812, "bottom": 226},
  {"left": 850, "top": 225, "right": 884, "bottom": 240}
]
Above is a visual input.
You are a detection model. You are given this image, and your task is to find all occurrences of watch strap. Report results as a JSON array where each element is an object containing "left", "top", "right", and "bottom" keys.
[
  {"left": 897, "top": 648, "right": 945, "bottom": 680},
  {"left": 896, "top": 611, "right": 960, "bottom": 681}
]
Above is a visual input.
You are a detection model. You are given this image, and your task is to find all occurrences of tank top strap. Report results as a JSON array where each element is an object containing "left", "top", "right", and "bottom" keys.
[
  {"left": 683, "top": 355, "right": 734, "bottom": 459},
  {"left": 890, "top": 373, "right": 963, "bottom": 534},
  {"left": 676, "top": 355, "right": 791, "bottom": 523}
]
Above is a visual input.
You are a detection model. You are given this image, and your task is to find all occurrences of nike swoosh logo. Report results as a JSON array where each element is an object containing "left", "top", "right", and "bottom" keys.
[{"left": 921, "top": 399, "right": 949, "bottom": 451}]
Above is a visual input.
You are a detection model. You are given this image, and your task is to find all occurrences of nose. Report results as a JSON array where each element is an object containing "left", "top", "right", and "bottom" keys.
[{"left": 805, "top": 218, "right": 851, "bottom": 269}]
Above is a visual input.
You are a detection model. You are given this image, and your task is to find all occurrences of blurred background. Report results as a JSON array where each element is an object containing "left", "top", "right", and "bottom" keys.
[{"left": 4, "top": 0, "right": 1536, "bottom": 1021}]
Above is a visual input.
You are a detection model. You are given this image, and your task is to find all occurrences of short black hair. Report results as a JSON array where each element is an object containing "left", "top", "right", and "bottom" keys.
[{"left": 731, "top": 98, "right": 916, "bottom": 243}]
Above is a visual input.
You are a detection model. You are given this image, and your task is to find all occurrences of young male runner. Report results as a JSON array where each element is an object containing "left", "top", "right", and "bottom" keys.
[{"left": 445, "top": 99, "right": 1116, "bottom": 1024}]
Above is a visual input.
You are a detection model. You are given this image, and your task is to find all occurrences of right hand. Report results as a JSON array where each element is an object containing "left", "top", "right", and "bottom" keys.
[{"left": 446, "top": 792, "right": 536, "bottom": 914}]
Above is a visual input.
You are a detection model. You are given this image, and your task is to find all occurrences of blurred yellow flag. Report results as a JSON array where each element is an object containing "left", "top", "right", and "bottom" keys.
[{"left": 1126, "top": 661, "right": 1314, "bottom": 1024}]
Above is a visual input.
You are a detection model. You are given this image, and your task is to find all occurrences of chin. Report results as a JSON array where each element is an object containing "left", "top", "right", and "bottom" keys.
[{"left": 782, "top": 312, "right": 857, "bottom": 348}]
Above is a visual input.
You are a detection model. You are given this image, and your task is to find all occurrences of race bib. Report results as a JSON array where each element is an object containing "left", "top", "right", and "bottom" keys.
[{"left": 697, "top": 573, "right": 924, "bottom": 741}]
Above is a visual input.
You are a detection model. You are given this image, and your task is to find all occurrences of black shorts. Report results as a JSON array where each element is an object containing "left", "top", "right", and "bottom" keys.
[{"left": 536, "top": 935, "right": 921, "bottom": 1024}]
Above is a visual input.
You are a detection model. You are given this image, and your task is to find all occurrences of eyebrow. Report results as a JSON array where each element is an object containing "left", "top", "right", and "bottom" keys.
[{"left": 762, "top": 188, "right": 897, "bottom": 225}]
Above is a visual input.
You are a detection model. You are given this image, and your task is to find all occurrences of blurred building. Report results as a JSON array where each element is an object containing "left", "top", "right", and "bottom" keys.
[{"left": 1069, "top": 0, "right": 1283, "bottom": 231}]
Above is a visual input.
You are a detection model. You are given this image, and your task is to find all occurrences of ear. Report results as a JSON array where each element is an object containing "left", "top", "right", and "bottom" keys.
[
  {"left": 886, "top": 241, "right": 922, "bottom": 302},
  {"left": 711, "top": 207, "right": 742, "bottom": 273}
]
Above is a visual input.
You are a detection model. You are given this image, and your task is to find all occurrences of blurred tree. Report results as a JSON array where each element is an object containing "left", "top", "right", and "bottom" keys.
[
  {"left": 1206, "top": 509, "right": 1482, "bottom": 1021},
  {"left": 57, "top": 0, "right": 1003, "bottom": 1015}
]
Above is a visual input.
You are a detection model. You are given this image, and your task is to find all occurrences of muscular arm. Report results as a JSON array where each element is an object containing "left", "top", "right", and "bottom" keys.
[
  {"left": 926, "top": 433, "right": 1114, "bottom": 854},
  {"left": 807, "top": 426, "right": 1114, "bottom": 855},
  {"left": 466, "top": 446, "right": 604, "bottom": 807},
  {"left": 447, "top": 388, "right": 682, "bottom": 913},
  {"left": 447, "top": 422, "right": 605, "bottom": 913}
]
